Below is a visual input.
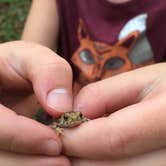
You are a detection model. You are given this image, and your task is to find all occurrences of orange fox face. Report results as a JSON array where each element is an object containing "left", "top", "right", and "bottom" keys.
[{"left": 71, "top": 19, "right": 154, "bottom": 85}]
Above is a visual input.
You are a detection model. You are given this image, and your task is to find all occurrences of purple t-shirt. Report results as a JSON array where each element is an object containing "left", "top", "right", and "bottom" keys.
[{"left": 57, "top": 0, "right": 166, "bottom": 85}]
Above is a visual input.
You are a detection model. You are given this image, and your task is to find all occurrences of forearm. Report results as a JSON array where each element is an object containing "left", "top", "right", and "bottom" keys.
[{"left": 21, "top": 0, "right": 59, "bottom": 50}]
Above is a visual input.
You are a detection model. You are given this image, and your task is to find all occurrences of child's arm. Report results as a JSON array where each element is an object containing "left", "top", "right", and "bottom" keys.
[{"left": 22, "top": 0, "right": 59, "bottom": 49}]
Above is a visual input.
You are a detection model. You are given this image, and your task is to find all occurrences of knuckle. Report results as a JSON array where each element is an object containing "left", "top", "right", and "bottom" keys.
[
  {"left": 8, "top": 115, "right": 27, "bottom": 153},
  {"left": 31, "top": 45, "right": 72, "bottom": 74},
  {"left": 47, "top": 56, "right": 72, "bottom": 75},
  {"left": 8, "top": 121, "right": 19, "bottom": 152},
  {"left": 32, "top": 56, "right": 72, "bottom": 80},
  {"left": 57, "top": 57, "right": 72, "bottom": 73}
]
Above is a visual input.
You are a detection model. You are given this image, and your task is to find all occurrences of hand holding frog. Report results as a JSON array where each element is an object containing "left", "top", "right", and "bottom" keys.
[
  {"left": 60, "top": 63, "right": 166, "bottom": 165},
  {"left": 0, "top": 41, "right": 72, "bottom": 166}
]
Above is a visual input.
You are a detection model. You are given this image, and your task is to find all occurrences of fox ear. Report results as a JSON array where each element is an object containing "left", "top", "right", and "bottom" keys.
[
  {"left": 78, "top": 18, "right": 90, "bottom": 42},
  {"left": 116, "top": 31, "right": 139, "bottom": 50}
]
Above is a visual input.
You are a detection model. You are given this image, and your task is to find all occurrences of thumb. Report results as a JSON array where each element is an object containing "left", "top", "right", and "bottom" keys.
[{"left": 3, "top": 41, "right": 73, "bottom": 117}]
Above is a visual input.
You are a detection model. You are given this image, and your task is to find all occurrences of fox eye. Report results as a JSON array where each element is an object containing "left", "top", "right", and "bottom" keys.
[
  {"left": 104, "top": 57, "right": 124, "bottom": 70},
  {"left": 79, "top": 49, "right": 95, "bottom": 64}
]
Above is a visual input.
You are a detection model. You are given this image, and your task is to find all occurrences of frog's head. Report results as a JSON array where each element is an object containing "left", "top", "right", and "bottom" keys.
[{"left": 56, "top": 111, "right": 88, "bottom": 128}]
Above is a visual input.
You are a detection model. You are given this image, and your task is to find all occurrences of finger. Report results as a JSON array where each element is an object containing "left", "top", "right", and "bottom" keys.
[
  {"left": 74, "top": 63, "right": 165, "bottom": 118},
  {"left": 0, "top": 104, "right": 61, "bottom": 155},
  {"left": 0, "top": 92, "right": 40, "bottom": 117},
  {"left": 1, "top": 41, "right": 73, "bottom": 117},
  {"left": 0, "top": 151, "right": 71, "bottom": 166},
  {"left": 72, "top": 149, "right": 166, "bottom": 166},
  {"left": 62, "top": 94, "right": 166, "bottom": 159}
]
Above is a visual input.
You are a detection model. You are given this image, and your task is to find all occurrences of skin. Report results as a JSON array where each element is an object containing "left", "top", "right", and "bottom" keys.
[
  {"left": 0, "top": 151, "right": 70, "bottom": 166},
  {"left": 22, "top": 0, "right": 59, "bottom": 49},
  {"left": 72, "top": 149, "right": 166, "bottom": 166},
  {"left": 17, "top": 0, "right": 166, "bottom": 165},
  {"left": 60, "top": 63, "right": 166, "bottom": 166},
  {"left": 1, "top": 42, "right": 166, "bottom": 166},
  {"left": 0, "top": 41, "right": 71, "bottom": 166}
]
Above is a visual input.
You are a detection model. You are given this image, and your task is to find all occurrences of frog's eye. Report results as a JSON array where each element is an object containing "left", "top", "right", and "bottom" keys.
[
  {"left": 64, "top": 115, "right": 68, "bottom": 120},
  {"left": 79, "top": 112, "right": 83, "bottom": 118}
]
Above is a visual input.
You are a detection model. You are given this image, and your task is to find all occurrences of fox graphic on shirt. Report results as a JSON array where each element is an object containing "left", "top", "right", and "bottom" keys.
[{"left": 71, "top": 14, "right": 154, "bottom": 86}]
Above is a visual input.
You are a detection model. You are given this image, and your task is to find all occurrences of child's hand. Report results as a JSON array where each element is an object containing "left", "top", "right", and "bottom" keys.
[
  {"left": 0, "top": 151, "right": 70, "bottom": 166},
  {"left": 71, "top": 149, "right": 166, "bottom": 166},
  {"left": 0, "top": 41, "right": 73, "bottom": 117},
  {"left": 0, "top": 41, "right": 72, "bottom": 166},
  {"left": 61, "top": 63, "right": 166, "bottom": 160}
]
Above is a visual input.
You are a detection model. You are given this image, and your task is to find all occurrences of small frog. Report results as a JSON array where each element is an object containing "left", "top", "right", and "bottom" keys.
[{"left": 50, "top": 111, "right": 89, "bottom": 135}]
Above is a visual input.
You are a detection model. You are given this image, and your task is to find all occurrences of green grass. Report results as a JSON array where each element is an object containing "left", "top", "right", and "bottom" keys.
[{"left": 0, "top": 0, "right": 31, "bottom": 42}]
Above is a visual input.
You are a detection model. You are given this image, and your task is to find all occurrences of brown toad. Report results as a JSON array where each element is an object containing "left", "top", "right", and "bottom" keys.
[{"left": 50, "top": 111, "right": 89, "bottom": 135}]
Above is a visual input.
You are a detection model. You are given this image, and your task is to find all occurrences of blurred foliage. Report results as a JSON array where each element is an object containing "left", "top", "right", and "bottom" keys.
[
  {"left": 0, "top": 0, "right": 31, "bottom": 42},
  {"left": 34, "top": 109, "right": 54, "bottom": 125}
]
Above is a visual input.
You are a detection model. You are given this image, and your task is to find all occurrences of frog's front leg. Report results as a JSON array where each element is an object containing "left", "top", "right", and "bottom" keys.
[{"left": 49, "top": 122, "right": 64, "bottom": 136}]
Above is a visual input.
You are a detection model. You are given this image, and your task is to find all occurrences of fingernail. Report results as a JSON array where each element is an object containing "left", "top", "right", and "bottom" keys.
[
  {"left": 42, "top": 139, "right": 61, "bottom": 155},
  {"left": 47, "top": 89, "right": 72, "bottom": 112},
  {"left": 74, "top": 106, "right": 84, "bottom": 112}
]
